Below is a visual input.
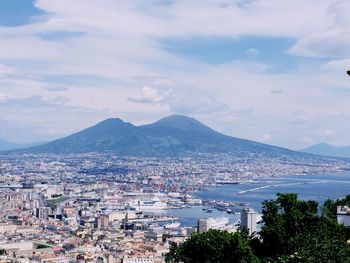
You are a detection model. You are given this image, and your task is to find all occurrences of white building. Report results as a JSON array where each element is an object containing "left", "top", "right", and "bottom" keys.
[
  {"left": 240, "top": 208, "right": 257, "bottom": 235},
  {"left": 198, "top": 218, "right": 229, "bottom": 233},
  {"left": 108, "top": 210, "right": 136, "bottom": 222},
  {"left": 0, "top": 224, "right": 17, "bottom": 234},
  {"left": 337, "top": 206, "right": 350, "bottom": 227}
]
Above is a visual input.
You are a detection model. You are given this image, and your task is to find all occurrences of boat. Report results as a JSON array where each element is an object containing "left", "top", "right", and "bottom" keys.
[
  {"left": 164, "top": 222, "right": 181, "bottom": 229},
  {"left": 129, "top": 197, "right": 168, "bottom": 211},
  {"left": 215, "top": 181, "right": 240, "bottom": 185}
]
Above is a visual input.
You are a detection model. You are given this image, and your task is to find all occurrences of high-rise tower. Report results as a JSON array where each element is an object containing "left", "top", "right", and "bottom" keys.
[{"left": 240, "top": 208, "right": 257, "bottom": 235}]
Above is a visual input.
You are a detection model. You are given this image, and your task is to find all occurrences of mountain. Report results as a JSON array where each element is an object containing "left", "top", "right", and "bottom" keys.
[
  {"left": 138, "top": 115, "right": 293, "bottom": 155},
  {"left": 302, "top": 143, "right": 350, "bottom": 158},
  {"left": 15, "top": 115, "right": 302, "bottom": 156}
]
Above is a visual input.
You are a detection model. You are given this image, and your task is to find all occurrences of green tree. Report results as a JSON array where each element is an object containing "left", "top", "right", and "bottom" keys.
[
  {"left": 259, "top": 193, "right": 350, "bottom": 263},
  {"left": 165, "top": 242, "right": 182, "bottom": 263},
  {"left": 164, "top": 229, "right": 259, "bottom": 263},
  {"left": 165, "top": 193, "right": 350, "bottom": 263},
  {"left": 322, "top": 194, "right": 350, "bottom": 221}
]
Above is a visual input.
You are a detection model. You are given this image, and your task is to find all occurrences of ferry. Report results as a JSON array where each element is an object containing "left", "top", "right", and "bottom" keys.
[
  {"left": 129, "top": 197, "right": 168, "bottom": 211},
  {"left": 164, "top": 222, "right": 181, "bottom": 229}
]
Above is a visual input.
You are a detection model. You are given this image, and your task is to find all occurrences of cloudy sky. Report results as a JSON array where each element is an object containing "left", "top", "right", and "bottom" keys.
[{"left": 0, "top": 0, "right": 349, "bottom": 149}]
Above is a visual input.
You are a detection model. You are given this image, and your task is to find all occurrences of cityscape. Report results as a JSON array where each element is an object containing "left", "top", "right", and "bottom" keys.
[
  {"left": 0, "top": 150, "right": 350, "bottom": 262},
  {"left": 1, "top": 0, "right": 350, "bottom": 262}
]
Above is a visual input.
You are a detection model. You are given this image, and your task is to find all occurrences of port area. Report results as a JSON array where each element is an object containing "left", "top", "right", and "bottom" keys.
[{"left": 200, "top": 200, "right": 247, "bottom": 214}]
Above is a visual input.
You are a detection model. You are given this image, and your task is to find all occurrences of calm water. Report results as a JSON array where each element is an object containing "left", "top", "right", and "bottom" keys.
[{"left": 167, "top": 173, "right": 350, "bottom": 227}]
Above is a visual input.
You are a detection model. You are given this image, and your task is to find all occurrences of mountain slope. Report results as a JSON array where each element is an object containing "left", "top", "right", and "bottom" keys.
[
  {"left": 26, "top": 118, "right": 147, "bottom": 154},
  {"left": 17, "top": 115, "right": 301, "bottom": 156},
  {"left": 302, "top": 143, "right": 350, "bottom": 158},
  {"left": 139, "top": 115, "right": 292, "bottom": 155}
]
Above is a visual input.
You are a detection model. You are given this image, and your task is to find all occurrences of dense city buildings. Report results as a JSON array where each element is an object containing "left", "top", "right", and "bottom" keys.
[{"left": 0, "top": 152, "right": 349, "bottom": 262}]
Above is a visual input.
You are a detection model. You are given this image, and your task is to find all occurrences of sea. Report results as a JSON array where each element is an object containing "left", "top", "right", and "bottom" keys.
[{"left": 167, "top": 173, "right": 350, "bottom": 227}]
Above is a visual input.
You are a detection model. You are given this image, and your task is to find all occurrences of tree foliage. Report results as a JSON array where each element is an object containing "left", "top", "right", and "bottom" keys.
[
  {"left": 165, "top": 229, "right": 258, "bottom": 263},
  {"left": 165, "top": 193, "right": 350, "bottom": 263},
  {"left": 322, "top": 194, "right": 350, "bottom": 221},
  {"left": 258, "top": 193, "right": 350, "bottom": 262}
]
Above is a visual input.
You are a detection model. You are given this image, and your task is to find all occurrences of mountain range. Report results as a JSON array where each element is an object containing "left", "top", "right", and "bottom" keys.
[
  {"left": 12, "top": 115, "right": 304, "bottom": 157},
  {"left": 302, "top": 143, "right": 350, "bottom": 158}
]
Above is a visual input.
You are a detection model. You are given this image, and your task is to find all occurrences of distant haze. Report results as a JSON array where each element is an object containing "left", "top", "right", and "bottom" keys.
[
  {"left": 0, "top": 138, "right": 43, "bottom": 151},
  {"left": 302, "top": 143, "right": 350, "bottom": 159}
]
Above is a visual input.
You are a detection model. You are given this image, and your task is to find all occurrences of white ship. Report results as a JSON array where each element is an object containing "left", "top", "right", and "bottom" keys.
[
  {"left": 129, "top": 197, "right": 168, "bottom": 211},
  {"left": 164, "top": 222, "right": 181, "bottom": 229}
]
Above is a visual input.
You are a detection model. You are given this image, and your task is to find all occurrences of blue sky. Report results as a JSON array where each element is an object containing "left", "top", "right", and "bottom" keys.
[
  {"left": 0, "top": 0, "right": 350, "bottom": 149},
  {"left": 0, "top": 0, "right": 43, "bottom": 26},
  {"left": 162, "top": 36, "right": 332, "bottom": 74},
  {"left": 162, "top": 37, "right": 296, "bottom": 70}
]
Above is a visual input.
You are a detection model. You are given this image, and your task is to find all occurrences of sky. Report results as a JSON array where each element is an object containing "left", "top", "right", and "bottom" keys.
[{"left": 0, "top": 0, "right": 350, "bottom": 150}]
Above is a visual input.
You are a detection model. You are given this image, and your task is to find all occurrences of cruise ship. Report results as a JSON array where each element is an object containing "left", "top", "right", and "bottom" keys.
[
  {"left": 129, "top": 197, "right": 168, "bottom": 211},
  {"left": 164, "top": 222, "right": 181, "bottom": 229}
]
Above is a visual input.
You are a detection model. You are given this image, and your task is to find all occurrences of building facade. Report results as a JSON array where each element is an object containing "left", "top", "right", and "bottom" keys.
[{"left": 240, "top": 208, "right": 257, "bottom": 235}]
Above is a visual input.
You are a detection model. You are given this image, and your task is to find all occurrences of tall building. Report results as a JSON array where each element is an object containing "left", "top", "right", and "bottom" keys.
[
  {"left": 198, "top": 218, "right": 211, "bottom": 233},
  {"left": 97, "top": 214, "right": 109, "bottom": 230},
  {"left": 240, "top": 208, "right": 257, "bottom": 235},
  {"left": 36, "top": 207, "right": 52, "bottom": 219}
]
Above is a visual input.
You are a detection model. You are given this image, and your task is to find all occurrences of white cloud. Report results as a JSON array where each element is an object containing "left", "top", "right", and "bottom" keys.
[
  {"left": 289, "top": 0, "right": 350, "bottom": 58},
  {"left": 0, "top": 95, "right": 111, "bottom": 142},
  {"left": 129, "top": 86, "right": 169, "bottom": 104},
  {"left": 0, "top": 64, "right": 15, "bottom": 75},
  {"left": 260, "top": 134, "right": 272, "bottom": 142},
  {"left": 0, "top": 93, "right": 12, "bottom": 103},
  {"left": 0, "top": 0, "right": 349, "bottom": 148},
  {"left": 246, "top": 48, "right": 259, "bottom": 56},
  {"left": 322, "top": 128, "right": 334, "bottom": 136},
  {"left": 31, "top": 0, "right": 321, "bottom": 38}
]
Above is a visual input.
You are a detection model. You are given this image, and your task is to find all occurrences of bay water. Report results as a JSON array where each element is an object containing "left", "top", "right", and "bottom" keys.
[{"left": 168, "top": 173, "right": 350, "bottom": 227}]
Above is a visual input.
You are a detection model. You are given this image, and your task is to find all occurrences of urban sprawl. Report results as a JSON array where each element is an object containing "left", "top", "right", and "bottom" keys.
[{"left": 0, "top": 153, "right": 350, "bottom": 262}]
